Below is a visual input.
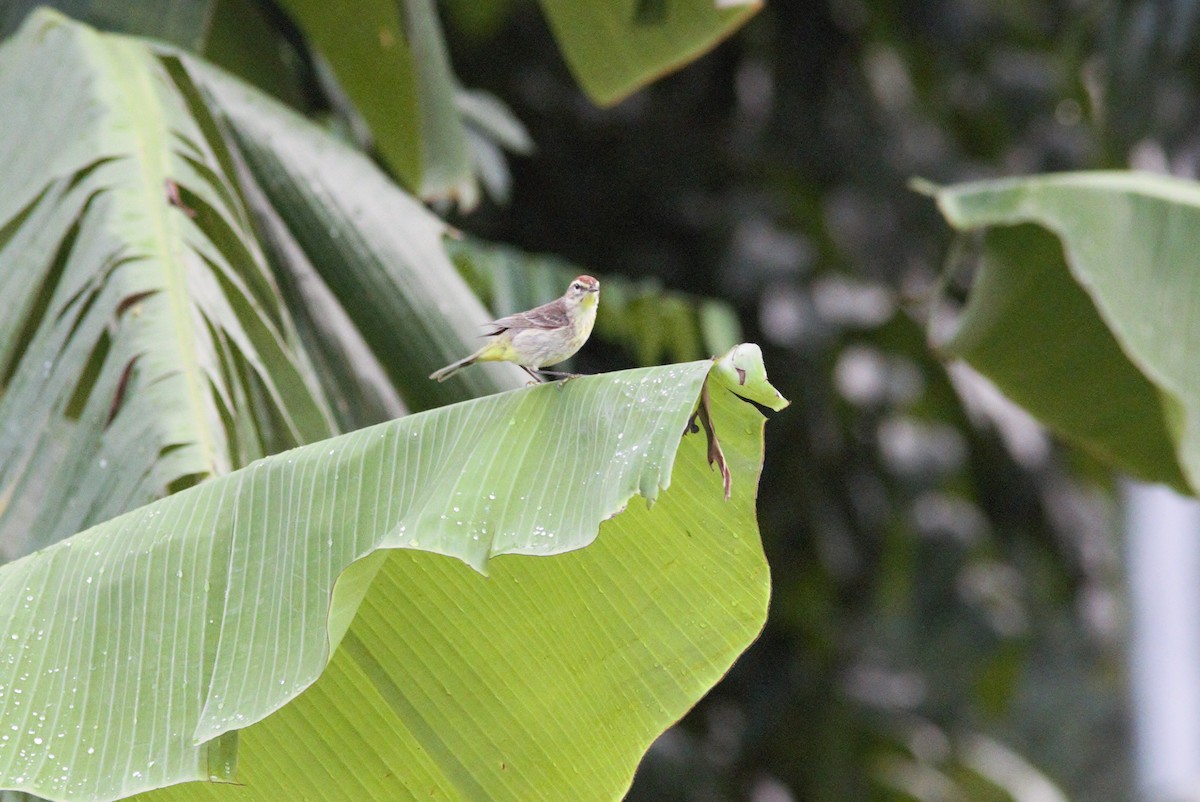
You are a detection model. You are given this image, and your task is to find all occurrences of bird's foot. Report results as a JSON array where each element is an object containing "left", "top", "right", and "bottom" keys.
[{"left": 537, "top": 370, "right": 581, "bottom": 380}]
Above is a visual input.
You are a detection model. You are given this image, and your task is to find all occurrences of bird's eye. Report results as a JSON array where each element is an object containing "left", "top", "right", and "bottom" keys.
[{"left": 573, "top": 283, "right": 582, "bottom": 290}]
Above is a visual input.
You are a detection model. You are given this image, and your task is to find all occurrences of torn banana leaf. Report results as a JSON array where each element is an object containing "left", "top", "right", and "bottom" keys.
[
  {"left": 189, "top": 55, "right": 530, "bottom": 413},
  {"left": 0, "top": 9, "right": 335, "bottom": 562},
  {"left": 2, "top": 346, "right": 785, "bottom": 801},
  {"left": 0, "top": 12, "right": 787, "bottom": 802}
]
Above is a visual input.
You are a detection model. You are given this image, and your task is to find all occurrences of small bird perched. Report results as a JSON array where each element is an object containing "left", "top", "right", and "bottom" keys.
[{"left": 430, "top": 275, "right": 600, "bottom": 383}]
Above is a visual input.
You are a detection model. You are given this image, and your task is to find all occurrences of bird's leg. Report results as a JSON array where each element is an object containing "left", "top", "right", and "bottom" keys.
[{"left": 521, "top": 365, "right": 545, "bottom": 385}]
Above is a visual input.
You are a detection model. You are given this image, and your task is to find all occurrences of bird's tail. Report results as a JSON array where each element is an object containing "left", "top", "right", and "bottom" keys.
[{"left": 429, "top": 352, "right": 479, "bottom": 382}]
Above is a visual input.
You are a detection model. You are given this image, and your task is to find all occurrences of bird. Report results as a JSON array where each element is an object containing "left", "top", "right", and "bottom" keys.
[{"left": 430, "top": 275, "right": 600, "bottom": 383}]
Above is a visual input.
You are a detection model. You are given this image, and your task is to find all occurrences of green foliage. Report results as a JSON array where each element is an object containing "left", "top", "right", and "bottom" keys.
[
  {"left": 536, "top": 0, "right": 760, "bottom": 105},
  {"left": 190, "top": 59, "right": 528, "bottom": 414},
  {"left": 10, "top": 0, "right": 1182, "bottom": 799},
  {"left": 2, "top": 348, "right": 780, "bottom": 800},
  {"left": 0, "top": 11, "right": 782, "bottom": 801},
  {"left": 271, "top": 0, "right": 473, "bottom": 205},
  {"left": 0, "top": 0, "right": 215, "bottom": 49},
  {"left": 924, "top": 173, "right": 1197, "bottom": 492},
  {"left": 0, "top": 10, "right": 333, "bottom": 560}
]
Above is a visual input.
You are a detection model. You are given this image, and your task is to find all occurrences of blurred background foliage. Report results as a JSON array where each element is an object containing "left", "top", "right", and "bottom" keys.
[{"left": 5, "top": 0, "right": 1192, "bottom": 799}]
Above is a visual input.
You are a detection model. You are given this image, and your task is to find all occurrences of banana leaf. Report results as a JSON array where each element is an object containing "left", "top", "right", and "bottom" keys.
[
  {"left": 0, "top": 9, "right": 334, "bottom": 561},
  {"left": 270, "top": 0, "right": 474, "bottom": 206},
  {"left": 536, "top": 0, "right": 761, "bottom": 106},
  {"left": 0, "top": 13, "right": 787, "bottom": 801},
  {"left": 1, "top": 346, "right": 785, "bottom": 801},
  {"left": 920, "top": 172, "right": 1193, "bottom": 492}
]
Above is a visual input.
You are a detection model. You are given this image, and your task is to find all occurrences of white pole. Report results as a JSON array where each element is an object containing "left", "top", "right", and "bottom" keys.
[{"left": 1125, "top": 481, "right": 1200, "bottom": 801}]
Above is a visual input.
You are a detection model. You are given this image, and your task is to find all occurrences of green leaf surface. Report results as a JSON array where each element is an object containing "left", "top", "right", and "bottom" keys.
[
  {"left": 271, "top": 0, "right": 474, "bottom": 205},
  {"left": 3, "top": 349, "right": 784, "bottom": 801},
  {"left": 190, "top": 60, "right": 527, "bottom": 411},
  {"left": 0, "top": 10, "right": 333, "bottom": 560},
  {"left": 536, "top": 0, "right": 761, "bottom": 106},
  {"left": 231, "top": 153, "right": 408, "bottom": 432},
  {"left": 0, "top": 14, "right": 786, "bottom": 801},
  {"left": 922, "top": 172, "right": 1192, "bottom": 491},
  {"left": 200, "top": 0, "right": 309, "bottom": 111},
  {"left": 403, "top": 0, "right": 476, "bottom": 206},
  {"left": 456, "top": 88, "right": 533, "bottom": 156}
]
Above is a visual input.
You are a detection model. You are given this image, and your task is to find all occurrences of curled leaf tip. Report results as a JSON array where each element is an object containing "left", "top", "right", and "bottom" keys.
[
  {"left": 684, "top": 343, "right": 789, "bottom": 501},
  {"left": 711, "top": 343, "right": 789, "bottom": 411}
]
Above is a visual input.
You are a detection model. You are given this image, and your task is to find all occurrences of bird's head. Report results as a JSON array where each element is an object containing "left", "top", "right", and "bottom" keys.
[{"left": 565, "top": 275, "right": 600, "bottom": 307}]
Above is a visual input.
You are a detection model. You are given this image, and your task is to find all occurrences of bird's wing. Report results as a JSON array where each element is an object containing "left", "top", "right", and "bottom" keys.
[{"left": 483, "top": 298, "right": 570, "bottom": 334}]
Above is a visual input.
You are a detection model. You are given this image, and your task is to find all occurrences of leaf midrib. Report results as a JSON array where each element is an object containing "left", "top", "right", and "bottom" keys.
[{"left": 105, "top": 36, "right": 219, "bottom": 479}]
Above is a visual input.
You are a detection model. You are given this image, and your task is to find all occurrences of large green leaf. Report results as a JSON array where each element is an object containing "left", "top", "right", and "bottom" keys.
[
  {"left": 536, "top": 0, "right": 761, "bottom": 106},
  {"left": 231, "top": 156, "right": 409, "bottom": 432},
  {"left": 920, "top": 172, "right": 1192, "bottom": 491},
  {"left": 189, "top": 58, "right": 528, "bottom": 412},
  {"left": 0, "top": 10, "right": 333, "bottom": 561},
  {"left": 270, "top": 0, "right": 474, "bottom": 205},
  {"left": 199, "top": 0, "right": 310, "bottom": 111},
  {"left": 2, "top": 346, "right": 785, "bottom": 801},
  {"left": 1, "top": 13, "right": 788, "bottom": 802}
]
